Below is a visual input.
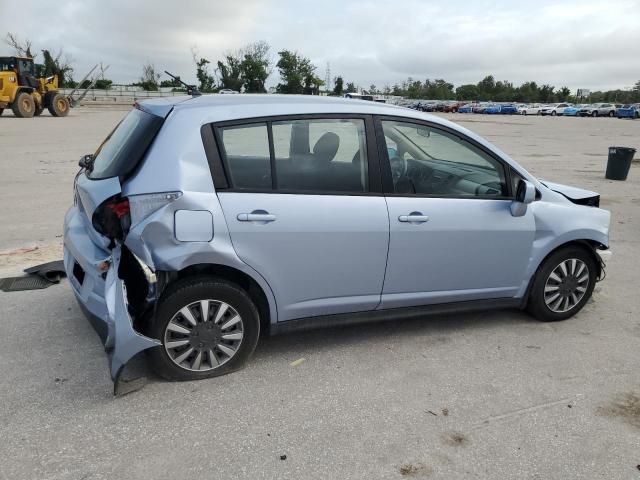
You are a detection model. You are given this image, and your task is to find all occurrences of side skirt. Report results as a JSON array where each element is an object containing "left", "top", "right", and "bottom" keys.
[{"left": 270, "top": 298, "right": 523, "bottom": 335}]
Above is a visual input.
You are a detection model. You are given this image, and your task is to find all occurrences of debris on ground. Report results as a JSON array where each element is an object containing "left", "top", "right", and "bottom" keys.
[{"left": 289, "top": 358, "right": 305, "bottom": 367}]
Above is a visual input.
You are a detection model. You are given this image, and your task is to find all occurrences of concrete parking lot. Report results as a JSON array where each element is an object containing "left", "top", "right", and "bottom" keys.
[{"left": 0, "top": 107, "right": 639, "bottom": 479}]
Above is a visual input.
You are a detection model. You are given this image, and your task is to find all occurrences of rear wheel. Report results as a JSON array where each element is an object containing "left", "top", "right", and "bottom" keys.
[
  {"left": 527, "top": 246, "right": 597, "bottom": 322},
  {"left": 608, "top": 110, "right": 614, "bottom": 117},
  {"left": 147, "top": 276, "right": 260, "bottom": 381},
  {"left": 34, "top": 104, "right": 44, "bottom": 116},
  {"left": 47, "top": 93, "right": 70, "bottom": 117},
  {"left": 11, "top": 92, "right": 35, "bottom": 118},
  {"left": 0, "top": 108, "right": 3, "bottom": 116},
  {"left": 592, "top": 111, "right": 598, "bottom": 117}
]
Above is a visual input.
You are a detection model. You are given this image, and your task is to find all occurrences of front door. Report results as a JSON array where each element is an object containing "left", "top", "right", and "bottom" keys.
[
  {"left": 215, "top": 116, "right": 389, "bottom": 322},
  {"left": 376, "top": 118, "right": 536, "bottom": 309}
]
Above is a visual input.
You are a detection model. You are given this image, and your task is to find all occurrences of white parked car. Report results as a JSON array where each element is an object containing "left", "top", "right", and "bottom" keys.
[
  {"left": 539, "top": 103, "right": 571, "bottom": 116},
  {"left": 519, "top": 104, "right": 542, "bottom": 115}
]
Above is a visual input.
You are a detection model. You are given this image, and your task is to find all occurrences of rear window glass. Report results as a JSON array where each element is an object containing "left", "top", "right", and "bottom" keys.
[
  {"left": 89, "top": 108, "right": 163, "bottom": 180},
  {"left": 217, "top": 123, "right": 272, "bottom": 189}
]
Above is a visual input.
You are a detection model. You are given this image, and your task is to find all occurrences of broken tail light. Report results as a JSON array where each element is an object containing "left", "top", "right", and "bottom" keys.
[{"left": 92, "top": 197, "right": 131, "bottom": 241}]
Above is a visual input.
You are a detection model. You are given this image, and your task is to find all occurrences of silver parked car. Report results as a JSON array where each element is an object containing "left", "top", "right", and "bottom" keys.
[
  {"left": 64, "top": 95, "right": 611, "bottom": 389},
  {"left": 578, "top": 103, "right": 617, "bottom": 117}
]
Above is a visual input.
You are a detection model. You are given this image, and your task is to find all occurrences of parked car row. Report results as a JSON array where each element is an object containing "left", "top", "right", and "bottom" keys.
[
  {"left": 455, "top": 102, "right": 638, "bottom": 119},
  {"left": 398, "top": 99, "right": 639, "bottom": 119}
]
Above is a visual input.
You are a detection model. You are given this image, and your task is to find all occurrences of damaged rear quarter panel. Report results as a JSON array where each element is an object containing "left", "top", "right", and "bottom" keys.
[{"left": 120, "top": 109, "right": 279, "bottom": 325}]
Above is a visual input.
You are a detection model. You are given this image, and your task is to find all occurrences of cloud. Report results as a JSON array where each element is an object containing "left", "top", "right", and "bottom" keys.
[{"left": 1, "top": 0, "right": 638, "bottom": 90}]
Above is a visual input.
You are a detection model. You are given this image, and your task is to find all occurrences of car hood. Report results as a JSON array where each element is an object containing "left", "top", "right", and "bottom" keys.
[{"left": 539, "top": 179, "right": 600, "bottom": 206}]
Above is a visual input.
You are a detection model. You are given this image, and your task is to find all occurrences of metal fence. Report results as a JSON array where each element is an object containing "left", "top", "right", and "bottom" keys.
[{"left": 59, "top": 86, "right": 185, "bottom": 104}]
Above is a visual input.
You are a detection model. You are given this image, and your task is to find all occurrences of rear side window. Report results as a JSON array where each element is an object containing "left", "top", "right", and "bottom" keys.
[
  {"left": 272, "top": 118, "right": 368, "bottom": 192},
  {"left": 216, "top": 118, "right": 368, "bottom": 193},
  {"left": 218, "top": 123, "right": 271, "bottom": 189},
  {"left": 89, "top": 108, "right": 164, "bottom": 180}
]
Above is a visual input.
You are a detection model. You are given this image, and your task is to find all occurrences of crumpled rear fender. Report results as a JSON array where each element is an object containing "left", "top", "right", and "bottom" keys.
[{"left": 105, "top": 245, "right": 160, "bottom": 390}]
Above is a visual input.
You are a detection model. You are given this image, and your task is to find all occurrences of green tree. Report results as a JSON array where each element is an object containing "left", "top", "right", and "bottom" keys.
[
  {"left": 160, "top": 78, "right": 181, "bottom": 88},
  {"left": 539, "top": 84, "right": 555, "bottom": 103},
  {"left": 240, "top": 41, "right": 271, "bottom": 93},
  {"left": 40, "top": 49, "right": 74, "bottom": 87},
  {"left": 275, "top": 50, "right": 321, "bottom": 94},
  {"left": 557, "top": 86, "right": 571, "bottom": 101},
  {"left": 345, "top": 82, "right": 357, "bottom": 94},
  {"left": 368, "top": 84, "right": 377, "bottom": 94},
  {"left": 195, "top": 57, "right": 216, "bottom": 92},
  {"left": 477, "top": 75, "right": 496, "bottom": 100},
  {"left": 217, "top": 53, "right": 243, "bottom": 91},
  {"left": 455, "top": 84, "right": 479, "bottom": 100},
  {"left": 333, "top": 76, "right": 344, "bottom": 96}
]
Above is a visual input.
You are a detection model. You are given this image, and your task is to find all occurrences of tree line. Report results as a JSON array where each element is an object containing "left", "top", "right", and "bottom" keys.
[
  {"left": 5, "top": 33, "right": 640, "bottom": 103},
  {"left": 380, "top": 75, "right": 640, "bottom": 104}
]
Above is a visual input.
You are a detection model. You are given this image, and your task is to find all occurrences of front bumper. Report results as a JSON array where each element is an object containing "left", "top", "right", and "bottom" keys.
[
  {"left": 64, "top": 205, "right": 160, "bottom": 391},
  {"left": 596, "top": 248, "right": 612, "bottom": 265}
]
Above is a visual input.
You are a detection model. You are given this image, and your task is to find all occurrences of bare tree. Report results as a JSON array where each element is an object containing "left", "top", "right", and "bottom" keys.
[
  {"left": 5, "top": 32, "right": 35, "bottom": 58},
  {"left": 139, "top": 62, "right": 161, "bottom": 91}
]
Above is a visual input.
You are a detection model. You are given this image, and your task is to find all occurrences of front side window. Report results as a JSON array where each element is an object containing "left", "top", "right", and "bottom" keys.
[{"left": 381, "top": 120, "right": 507, "bottom": 197}]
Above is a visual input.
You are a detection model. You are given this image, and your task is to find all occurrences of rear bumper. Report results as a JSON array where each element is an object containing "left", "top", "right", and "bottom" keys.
[
  {"left": 64, "top": 205, "right": 160, "bottom": 389},
  {"left": 63, "top": 205, "right": 111, "bottom": 337}
]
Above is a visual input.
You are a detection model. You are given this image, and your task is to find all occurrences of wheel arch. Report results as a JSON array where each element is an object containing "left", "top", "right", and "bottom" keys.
[
  {"left": 166, "top": 263, "right": 274, "bottom": 334},
  {"left": 521, "top": 239, "right": 604, "bottom": 308}
]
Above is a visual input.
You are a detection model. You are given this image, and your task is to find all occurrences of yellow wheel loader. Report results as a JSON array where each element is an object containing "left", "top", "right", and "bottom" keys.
[{"left": 0, "top": 56, "right": 70, "bottom": 118}]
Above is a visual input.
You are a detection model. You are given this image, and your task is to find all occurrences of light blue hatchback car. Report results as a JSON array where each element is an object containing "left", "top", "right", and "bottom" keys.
[{"left": 63, "top": 94, "right": 611, "bottom": 389}]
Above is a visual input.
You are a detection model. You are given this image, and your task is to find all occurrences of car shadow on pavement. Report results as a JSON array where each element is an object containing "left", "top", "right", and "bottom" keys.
[{"left": 253, "top": 308, "right": 535, "bottom": 359}]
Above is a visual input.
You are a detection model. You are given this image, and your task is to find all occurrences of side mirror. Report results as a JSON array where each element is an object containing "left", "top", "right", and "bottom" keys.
[{"left": 510, "top": 179, "right": 535, "bottom": 217}]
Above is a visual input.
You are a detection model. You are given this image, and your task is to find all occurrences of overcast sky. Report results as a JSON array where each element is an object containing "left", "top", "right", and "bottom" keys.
[{"left": 2, "top": 0, "right": 639, "bottom": 91}]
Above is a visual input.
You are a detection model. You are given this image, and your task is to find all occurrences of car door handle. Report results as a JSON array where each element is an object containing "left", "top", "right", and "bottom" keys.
[
  {"left": 237, "top": 212, "right": 276, "bottom": 222},
  {"left": 398, "top": 214, "right": 429, "bottom": 223}
]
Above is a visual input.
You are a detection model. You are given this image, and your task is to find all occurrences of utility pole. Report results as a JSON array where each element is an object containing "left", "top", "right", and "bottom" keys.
[{"left": 325, "top": 62, "right": 331, "bottom": 95}]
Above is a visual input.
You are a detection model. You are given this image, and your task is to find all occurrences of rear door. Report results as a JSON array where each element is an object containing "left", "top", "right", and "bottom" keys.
[{"left": 211, "top": 115, "right": 390, "bottom": 322}]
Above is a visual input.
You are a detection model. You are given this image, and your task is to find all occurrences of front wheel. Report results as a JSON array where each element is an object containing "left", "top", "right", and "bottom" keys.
[
  {"left": 47, "top": 93, "right": 70, "bottom": 117},
  {"left": 0, "top": 108, "right": 3, "bottom": 116},
  {"left": 551, "top": 110, "right": 557, "bottom": 116},
  {"left": 147, "top": 276, "right": 260, "bottom": 381},
  {"left": 608, "top": 111, "right": 614, "bottom": 117},
  {"left": 592, "top": 111, "right": 598, "bottom": 117},
  {"left": 527, "top": 246, "right": 597, "bottom": 322}
]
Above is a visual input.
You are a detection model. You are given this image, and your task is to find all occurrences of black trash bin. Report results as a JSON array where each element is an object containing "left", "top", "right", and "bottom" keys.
[{"left": 605, "top": 146, "right": 636, "bottom": 180}]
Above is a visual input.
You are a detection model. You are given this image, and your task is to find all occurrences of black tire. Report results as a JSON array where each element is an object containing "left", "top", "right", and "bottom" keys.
[
  {"left": 34, "top": 104, "right": 44, "bottom": 116},
  {"left": 0, "top": 108, "right": 3, "bottom": 116},
  {"left": 527, "top": 246, "right": 597, "bottom": 322},
  {"left": 608, "top": 111, "right": 614, "bottom": 117},
  {"left": 592, "top": 111, "right": 598, "bottom": 117},
  {"left": 11, "top": 92, "right": 35, "bottom": 118},
  {"left": 47, "top": 93, "right": 70, "bottom": 117},
  {"left": 551, "top": 110, "right": 557, "bottom": 116},
  {"left": 146, "top": 276, "right": 260, "bottom": 381}
]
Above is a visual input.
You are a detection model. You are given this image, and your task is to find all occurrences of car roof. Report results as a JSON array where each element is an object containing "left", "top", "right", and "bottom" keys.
[{"left": 140, "top": 94, "right": 409, "bottom": 119}]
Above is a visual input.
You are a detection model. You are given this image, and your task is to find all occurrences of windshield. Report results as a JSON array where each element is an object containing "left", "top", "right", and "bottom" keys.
[{"left": 89, "top": 108, "right": 164, "bottom": 180}]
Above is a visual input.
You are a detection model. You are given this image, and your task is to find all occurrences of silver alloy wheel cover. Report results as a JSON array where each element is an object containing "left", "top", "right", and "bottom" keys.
[
  {"left": 164, "top": 299, "right": 244, "bottom": 371},
  {"left": 543, "top": 258, "right": 590, "bottom": 313}
]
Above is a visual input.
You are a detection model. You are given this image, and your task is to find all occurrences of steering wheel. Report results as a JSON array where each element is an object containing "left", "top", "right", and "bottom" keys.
[{"left": 389, "top": 155, "right": 408, "bottom": 183}]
